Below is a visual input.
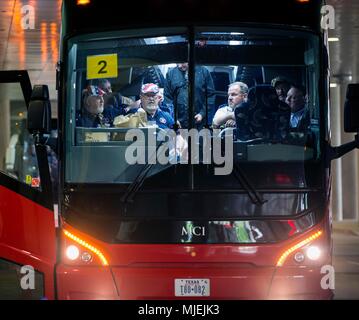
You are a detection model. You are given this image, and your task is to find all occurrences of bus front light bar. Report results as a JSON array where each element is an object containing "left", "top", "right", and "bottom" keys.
[
  {"left": 63, "top": 229, "right": 109, "bottom": 266},
  {"left": 276, "top": 230, "right": 323, "bottom": 267}
]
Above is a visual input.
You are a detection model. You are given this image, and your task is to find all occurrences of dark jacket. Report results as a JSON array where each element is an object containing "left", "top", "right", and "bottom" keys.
[
  {"left": 76, "top": 109, "right": 112, "bottom": 128},
  {"left": 159, "top": 102, "right": 174, "bottom": 119},
  {"left": 164, "top": 66, "right": 215, "bottom": 128},
  {"left": 146, "top": 108, "right": 175, "bottom": 129},
  {"left": 290, "top": 107, "right": 311, "bottom": 133},
  {"left": 235, "top": 85, "right": 291, "bottom": 141}
]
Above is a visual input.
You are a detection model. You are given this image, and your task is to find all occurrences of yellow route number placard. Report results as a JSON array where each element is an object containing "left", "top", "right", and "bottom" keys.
[{"left": 87, "top": 54, "right": 118, "bottom": 80}]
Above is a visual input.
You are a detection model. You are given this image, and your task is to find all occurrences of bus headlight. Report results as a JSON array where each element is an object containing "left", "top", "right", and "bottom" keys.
[
  {"left": 306, "top": 246, "right": 321, "bottom": 260},
  {"left": 66, "top": 245, "right": 80, "bottom": 261}
]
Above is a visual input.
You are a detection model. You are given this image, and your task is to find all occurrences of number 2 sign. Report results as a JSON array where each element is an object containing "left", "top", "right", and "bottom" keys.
[{"left": 87, "top": 54, "right": 118, "bottom": 80}]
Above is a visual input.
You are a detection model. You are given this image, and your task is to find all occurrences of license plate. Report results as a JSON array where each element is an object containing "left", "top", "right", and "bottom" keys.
[{"left": 175, "top": 279, "right": 210, "bottom": 297}]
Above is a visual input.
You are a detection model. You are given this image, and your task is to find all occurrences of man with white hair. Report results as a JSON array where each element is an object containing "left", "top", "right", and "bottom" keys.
[
  {"left": 139, "top": 83, "right": 174, "bottom": 129},
  {"left": 212, "top": 82, "right": 249, "bottom": 129}
]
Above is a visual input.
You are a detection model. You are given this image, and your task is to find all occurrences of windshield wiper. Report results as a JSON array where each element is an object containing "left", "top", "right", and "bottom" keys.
[
  {"left": 232, "top": 163, "right": 267, "bottom": 205},
  {"left": 120, "top": 141, "right": 166, "bottom": 203}
]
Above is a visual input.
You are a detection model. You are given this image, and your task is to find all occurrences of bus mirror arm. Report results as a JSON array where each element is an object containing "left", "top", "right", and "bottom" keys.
[
  {"left": 38, "top": 135, "right": 58, "bottom": 155},
  {"left": 32, "top": 132, "right": 54, "bottom": 202},
  {"left": 329, "top": 133, "right": 359, "bottom": 160}
]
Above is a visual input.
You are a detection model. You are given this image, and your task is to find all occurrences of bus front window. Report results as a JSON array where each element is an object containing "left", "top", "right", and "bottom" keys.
[{"left": 65, "top": 27, "right": 322, "bottom": 195}]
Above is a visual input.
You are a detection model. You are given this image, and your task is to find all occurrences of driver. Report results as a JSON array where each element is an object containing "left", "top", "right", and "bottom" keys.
[{"left": 212, "top": 82, "right": 248, "bottom": 129}]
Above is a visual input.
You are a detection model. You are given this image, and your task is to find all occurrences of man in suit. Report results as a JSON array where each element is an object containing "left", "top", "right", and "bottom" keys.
[{"left": 286, "top": 84, "right": 310, "bottom": 132}]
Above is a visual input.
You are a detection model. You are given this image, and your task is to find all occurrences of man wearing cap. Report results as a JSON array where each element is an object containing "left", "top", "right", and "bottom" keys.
[
  {"left": 212, "top": 82, "right": 249, "bottom": 129},
  {"left": 271, "top": 76, "right": 291, "bottom": 103},
  {"left": 164, "top": 63, "right": 215, "bottom": 129},
  {"left": 77, "top": 85, "right": 114, "bottom": 128},
  {"left": 139, "top": 83, "right": 174, "bottom": 129}
]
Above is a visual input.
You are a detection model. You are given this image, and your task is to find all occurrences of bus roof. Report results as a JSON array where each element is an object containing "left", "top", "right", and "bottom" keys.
[{"left": 62, "top": 0, "right": 324, "bottom": 40}]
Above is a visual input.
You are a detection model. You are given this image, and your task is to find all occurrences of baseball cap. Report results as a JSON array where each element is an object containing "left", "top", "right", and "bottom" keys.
[
  {"left": 141, "top": 83, "right": 160, "bottom": 95},
  {"left": 83, "top": 85, "right": 105, "bottom": 97},
  {"left": 271, "top": 76, "right": 290, "bottom": 88}
]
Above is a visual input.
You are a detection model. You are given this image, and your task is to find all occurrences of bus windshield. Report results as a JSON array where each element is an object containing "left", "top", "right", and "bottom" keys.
[{"left": 65, "top": 27, "right": 322, "bottom": 190}]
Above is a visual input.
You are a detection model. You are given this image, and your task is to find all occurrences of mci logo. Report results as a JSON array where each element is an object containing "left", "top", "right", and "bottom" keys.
[{"left": 182, "top": 225, "right": 206, "bottom": 237}]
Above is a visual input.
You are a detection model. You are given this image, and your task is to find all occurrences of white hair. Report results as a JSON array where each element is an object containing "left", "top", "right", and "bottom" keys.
[{"left": 228, "top": 82, "right": 249, "bottom": 95}]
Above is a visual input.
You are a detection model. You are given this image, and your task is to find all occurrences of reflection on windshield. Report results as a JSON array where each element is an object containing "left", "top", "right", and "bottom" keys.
[
  {"left": 112, "top": 213, "right": 316, "bottom": 244},
  {"left": 66, "top": 28, "right": 321, "bottom": 187}
]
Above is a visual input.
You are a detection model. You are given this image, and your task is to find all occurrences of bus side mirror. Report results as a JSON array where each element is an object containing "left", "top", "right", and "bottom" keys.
[
  {"left": 344, "top": 84, "right": 359, "bottom": 132},
  {"left": 329, "top": 83, "right": 359, "bottom": 160},
  {"left": 27, "top": 85, "right": 52, "bottom": 134}
]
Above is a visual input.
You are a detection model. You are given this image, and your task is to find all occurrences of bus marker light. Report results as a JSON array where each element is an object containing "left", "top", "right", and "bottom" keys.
[
  {"left": 276, "top": 230, "right": 323, "bottom": 267},
  {"left": 66, "top": 245, "right": 80, "bottom": 261},
  {"left": 306, "top": 246, "right": 321, "bottom": 260},
  {"left": 294, "top": 252, "right": 305, "bottom": 263},
  {"left": 81, "top": 252, "right": 93, "bottom": 263},
  {"left": 63, "top": 229, "right": 109, "bottom": 266}
]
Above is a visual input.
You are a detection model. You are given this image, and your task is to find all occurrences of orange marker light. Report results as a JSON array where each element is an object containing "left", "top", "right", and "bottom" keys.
[
  {"left": 63, "top": 229, "right": 109, "bottom": 266},
  {"left": 276, "top": 230, "right": 323, "bottom": 267},
  {"left": 296, "top": 0, "right": 310, "bottom": 3},
  {"left": 77, "top": 0, "right": 91, "bottom": 5}
]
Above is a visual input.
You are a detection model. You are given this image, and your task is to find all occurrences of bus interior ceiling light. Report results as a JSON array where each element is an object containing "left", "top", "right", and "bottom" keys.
[
  {"left": 63, "top": 229, "right": 109, "bottom": 266},
  {"left": 77, "top": 0, "right": 91, "bottom": 6},
  {"left": 276, "top": 230, "right": 323, "bottom": 267},
  {"left": 328, "top": 38, "right": 340, "bottom": 42}
]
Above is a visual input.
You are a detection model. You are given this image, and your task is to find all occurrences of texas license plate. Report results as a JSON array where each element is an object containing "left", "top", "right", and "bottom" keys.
[{"left": 175, "top": 279, "right": 210, "bottom": 297}]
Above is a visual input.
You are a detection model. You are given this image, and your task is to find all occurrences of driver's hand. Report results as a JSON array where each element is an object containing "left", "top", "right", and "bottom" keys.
[
  {"left": 225, "top": 119, "right": 236, "bottom": 128},
  {"left": 128, "top": 99, "right": 140, "bottom": 109},
  {"left": 194, "top": 114, "right": 203, "bottom": 123}
]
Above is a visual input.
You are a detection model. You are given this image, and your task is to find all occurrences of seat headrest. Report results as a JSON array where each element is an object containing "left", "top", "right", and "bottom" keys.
[
  {"left": 247, "top": 84, "right": 280, "bottom": 109},
  {"left": 31, "top": 85, "right": 50, "bottom": 101},
  {"left": 235, "top": 84, "right": 291, "bottom": 141}
]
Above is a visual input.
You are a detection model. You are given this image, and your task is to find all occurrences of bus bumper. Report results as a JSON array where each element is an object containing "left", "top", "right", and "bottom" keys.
[{"left": 56, "top": 264, "right": 333, "bottom": 300}]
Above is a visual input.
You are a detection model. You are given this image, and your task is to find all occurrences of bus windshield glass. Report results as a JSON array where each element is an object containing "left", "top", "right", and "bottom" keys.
[{"left": 65, "top": 27, "right": 322, "bottom": 190}]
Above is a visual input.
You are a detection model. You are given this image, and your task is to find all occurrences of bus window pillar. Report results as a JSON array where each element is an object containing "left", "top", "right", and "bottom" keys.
[
  {"left": 0, "top": 85, "right": 11, "bottom": 173},
  {"left": 330, "top": 84, "right": 343, "bottom": 221}
]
